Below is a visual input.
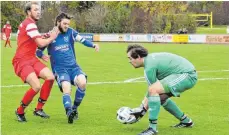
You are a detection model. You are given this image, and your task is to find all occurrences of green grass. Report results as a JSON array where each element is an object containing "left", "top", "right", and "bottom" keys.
[
  {"left": 196, "top": 25, "right": 227, "bottom": 34},
  {"left": 1, "top": 41, "right": 229, "bottom": 135}
]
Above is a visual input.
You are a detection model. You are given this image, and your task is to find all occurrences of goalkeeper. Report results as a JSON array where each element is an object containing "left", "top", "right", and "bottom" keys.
[
  {"left": 36, "top": 13, "right": 99, "bottom": 124},
  {"left": 125, "top": 44, "right": 197, "bottom": 135}
]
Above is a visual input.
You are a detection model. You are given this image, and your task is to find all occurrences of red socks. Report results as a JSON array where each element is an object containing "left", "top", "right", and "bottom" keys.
[
  {"left": 17, "top": 88, "right": 37, "bottom": 114},
  {"left": 36, "top": 80, "right": 54, "bottom": 110},
  {"left": 17, "top": 80, "right": 54, "bottom": 113}
]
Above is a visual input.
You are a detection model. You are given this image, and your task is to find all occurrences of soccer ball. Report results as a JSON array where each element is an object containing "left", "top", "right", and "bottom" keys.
[{"left": 116, "top": 107, "right": 134, "bottom": 124}]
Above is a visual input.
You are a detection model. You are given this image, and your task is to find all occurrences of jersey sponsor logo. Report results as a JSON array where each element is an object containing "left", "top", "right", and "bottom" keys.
[{"left": 54, "top": 44, "right": 69, "bottom": 51}]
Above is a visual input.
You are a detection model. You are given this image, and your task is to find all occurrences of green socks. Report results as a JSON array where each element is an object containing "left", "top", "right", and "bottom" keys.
[
  {"left": 162, "top": 98, "right": 191, "bottom": 123},
  {"left": 148, "top": 96, "right": 161, "bottom": 130}
]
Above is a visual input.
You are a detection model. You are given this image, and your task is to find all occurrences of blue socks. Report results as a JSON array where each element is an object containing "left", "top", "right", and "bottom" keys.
[
  {"left": 63, "top": 93, "right": 72, "bottom": 114},
  {"left": 72, "top": 88, "right": 85, "bottom": 110}
]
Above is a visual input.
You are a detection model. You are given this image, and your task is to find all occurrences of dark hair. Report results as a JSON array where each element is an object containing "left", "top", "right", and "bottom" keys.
[
  {"left": 127, "top": 44, "right": 148, "bottom": 59},
  {"left": 55, "top": 12, "right": 72, "bottom": 26},
  {"left": 24, "top": 2, "right": 39, "bottom": 15}
]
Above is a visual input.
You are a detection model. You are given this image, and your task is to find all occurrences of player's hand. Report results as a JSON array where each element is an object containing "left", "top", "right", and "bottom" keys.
[
  {"left": 41, "top": 54, "right": 50, "bottom": 62},
  {"left": 41, "top": 33, "right": 50, "bottom": 39},
  {"left": 93, "top": 44, "right": 99, "bottom": 52},
  {"left": 129, "top": 104, "right": 147, "bottom": 123},
  {"left": 49, "top": 26, "right": 59, "bottom": 40}
]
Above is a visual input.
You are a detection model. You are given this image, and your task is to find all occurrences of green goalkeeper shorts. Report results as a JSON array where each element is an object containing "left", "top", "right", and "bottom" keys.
[{"left": 160, "top": 71, "right": 197, "bottom": 97}]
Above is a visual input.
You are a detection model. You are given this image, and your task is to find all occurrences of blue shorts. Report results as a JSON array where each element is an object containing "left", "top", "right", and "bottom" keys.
[{"left": 54, "top": 67, "right": 87, "bottom": 92}]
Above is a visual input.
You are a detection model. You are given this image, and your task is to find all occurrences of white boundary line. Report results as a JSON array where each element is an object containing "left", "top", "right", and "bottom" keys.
[
  {"left": 1, "top": 77, "right": 228, "bottom": 88},
  {"left": 198, "top": 70, "right": 229, "bottom": 73},
  {"left": 124, "top": 70, "right": 229, "bottom": 82}
]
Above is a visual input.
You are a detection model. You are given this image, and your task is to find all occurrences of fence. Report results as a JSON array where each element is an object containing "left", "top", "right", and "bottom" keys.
[{"left": 2, "top": 33, "right": 229, "bottom": 44}]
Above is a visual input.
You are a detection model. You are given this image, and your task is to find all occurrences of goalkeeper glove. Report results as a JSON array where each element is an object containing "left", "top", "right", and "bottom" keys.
[{"left": 126, "top": 104, "right": 147, "bottom": 124}]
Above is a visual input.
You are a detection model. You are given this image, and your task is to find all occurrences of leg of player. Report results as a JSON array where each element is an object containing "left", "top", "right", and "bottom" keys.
[
  {"left": 138, "top": 80, "right": 164, "bottom": 135},
  {"left": 160, "top": 94, "right": 193, "bottom": 128},
  {"left": 4, "top": 38, "right": 8, "bottom": 47},
  {"left": 34, "top": 67, "right": 55, "bottom": 118},
  {"left": 160, "top": 73, "right": 197, "bottom": 128},
  {"left": 7, "top": 37, "right": 12, "bottom": 48},
  {"left": 15, "top": 72, "right": 41, "bottom": 122},
  {"left": 61, "top": 81, "right": 75, "bottom": 124},
  {"left": 72, "top": 74, "right": 87, "bottom": 120}
]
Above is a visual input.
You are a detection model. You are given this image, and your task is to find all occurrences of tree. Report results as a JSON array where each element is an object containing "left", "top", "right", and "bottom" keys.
[{"left": 1, "top": 1, "right": 25, "bottom": 32}]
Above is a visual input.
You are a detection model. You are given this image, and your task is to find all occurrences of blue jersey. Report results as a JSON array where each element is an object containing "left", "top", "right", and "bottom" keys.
[{"left": 36, "top": 27, "right": 94, "bottom": 71}]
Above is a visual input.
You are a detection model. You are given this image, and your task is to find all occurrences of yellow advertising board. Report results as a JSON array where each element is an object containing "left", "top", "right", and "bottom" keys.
[
  {"left": 93, "top": 34, "right": 100, "bottom": 42},
  {"left": 172, "top": 35, "right": 188, "bottom": 43}
]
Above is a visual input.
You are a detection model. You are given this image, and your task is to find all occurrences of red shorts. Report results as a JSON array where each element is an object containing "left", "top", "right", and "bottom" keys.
[{"left": 13, "top": 58, "right": 46, "bottom": 82}]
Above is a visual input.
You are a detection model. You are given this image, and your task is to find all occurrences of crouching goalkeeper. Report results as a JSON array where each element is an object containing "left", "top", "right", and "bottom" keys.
[{"left": 124, "top": 44, "right": 198, "bottom": 135}]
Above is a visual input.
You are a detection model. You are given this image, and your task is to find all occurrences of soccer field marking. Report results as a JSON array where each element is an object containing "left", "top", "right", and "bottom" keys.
[
  {"left": 124, "top": 69, "right": 229, "bottom": 82},
  {"left": 1, "top": 77, "right": 228, "bottom": 88},
  {"left": 198, "top": 70, "right": 229, "bottom": 73},
  {"left": 124, "top": 77, "right": 229, "bottom": 83}
]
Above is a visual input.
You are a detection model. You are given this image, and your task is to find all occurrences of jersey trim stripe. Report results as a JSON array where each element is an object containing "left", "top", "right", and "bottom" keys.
[
  {"left": 26, "top": 23, "right": 37, "bottom": 31},
  {"left": 144, "top": 70, "right": 152, "bottom": 85},
  {"left": 27, "top": 28, "right": 38, "bottom": 32},
  {"left": 168, "top": 73, "right": 188, "bottom": 87},
  {"left": 27, "top": 30, "right": 41, "bottom": 38},
  {"left": 80, "top": 38, "right": 85, "bottom": 43},
  {"left": 32, "top": 35, "right": 41, "bottom": 39},
  {"left": 76, "top": 35, "right": 83, "bottom": 41}
]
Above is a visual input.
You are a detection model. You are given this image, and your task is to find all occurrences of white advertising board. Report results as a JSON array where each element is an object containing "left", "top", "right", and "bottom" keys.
[
  {"left": 227, "top": 26, "right": 229, "bottom": 34},
  {"left": 99, "top": 34, "right": 120, "bottom": 41},
  {"left": 124, "top": 34, "right": 152, "bottom": 42},
  {"left": 188, "top": 35, "right": 206, "bottom": 43},
  {"left": 152, "top": 34, "right": 173, "bottom": 42}
]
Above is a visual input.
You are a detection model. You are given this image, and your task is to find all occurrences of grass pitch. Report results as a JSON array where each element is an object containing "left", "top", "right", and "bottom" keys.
[{"left": 1, "top": 41, "right": 229, "bottom": 135}]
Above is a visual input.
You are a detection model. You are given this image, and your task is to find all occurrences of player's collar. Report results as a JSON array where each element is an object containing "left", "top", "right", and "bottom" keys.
[{"left": 27, "top": 17, "right": 36, "bottom": 23}]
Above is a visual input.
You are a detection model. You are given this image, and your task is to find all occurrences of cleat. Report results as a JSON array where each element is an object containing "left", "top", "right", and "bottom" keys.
[
  {"left": 33, "top": 109, "right": 50, "bottom": 119},
  {"left": 172, "top": 121, "right": 194, "bottom": 128},
  {"left": 15, "top": 110, "right": 27, "bottom": 122},
  {"left": 138, "top": 127, "right": 157, "bottom": 135},
  {"left": 67, "top": 110, "right": 75, "bottom": 124},
  {"left": 72, "top": 109, "right": 79, "bottom": 120}
]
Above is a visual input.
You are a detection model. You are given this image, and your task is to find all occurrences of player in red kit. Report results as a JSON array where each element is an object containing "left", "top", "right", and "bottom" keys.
[
  {"left": 12, "top": 2, "right": 59, "bottom": 122},
  {"left": 2, "top": 21, "right": 12, "bottom": 47}
]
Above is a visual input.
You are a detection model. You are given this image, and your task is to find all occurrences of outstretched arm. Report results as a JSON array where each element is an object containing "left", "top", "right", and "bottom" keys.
[
  {"left": 76, "top": 35, "right": 99, "bottom": 51},
  {"left": 72, "top": 30, "right": 99, "bottom": 52}
]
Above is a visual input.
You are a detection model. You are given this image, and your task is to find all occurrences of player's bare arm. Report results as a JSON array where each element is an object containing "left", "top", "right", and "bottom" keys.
[{"left": 35, "top": 27, "right": 59, "bottom": 47}]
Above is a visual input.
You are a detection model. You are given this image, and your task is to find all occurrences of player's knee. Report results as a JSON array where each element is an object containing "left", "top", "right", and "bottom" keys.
[
  {"left": 148, "top": 88, "right": 157, "bottom": 96},
  {"left": 78, "top": 81, "right": 86, "bottom": 90},
  {"left": 63, "top": 89, "right": 71, "bottom": 94},
  {"left": 76, "top": 75, "right": 87, "bottom": 90},
  {"left": 45, "top": 74, "right": 55, "bottom": 80},
  {"left": 148, "top": 84, "right": 159, "bottom": 95},
  {"left": 40, "top": 68, "right": 55, "bottom": 80},
  {"left": 159, "top": 94, "right": 170, "bottom": 105},
  {"left": 32, "top": 84, "right": 42, "bottom": 92}
]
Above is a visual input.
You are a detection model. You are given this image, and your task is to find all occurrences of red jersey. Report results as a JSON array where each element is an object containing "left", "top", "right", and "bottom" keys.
[
  {"left": 13, "top": 18, "right": 41, "bottom": 61},
  {"left": 2, "top": 24, "right": 12, "bottom": 37}
]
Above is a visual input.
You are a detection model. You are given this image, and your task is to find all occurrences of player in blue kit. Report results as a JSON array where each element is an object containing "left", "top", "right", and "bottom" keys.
[{"left": 36, "top": 13, "right": 99, "bottom": 124}]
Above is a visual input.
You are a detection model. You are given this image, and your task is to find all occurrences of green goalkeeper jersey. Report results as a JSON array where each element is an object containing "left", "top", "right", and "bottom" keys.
[{"left": 144, "top": 52, "right": 195, "bottom": 85}]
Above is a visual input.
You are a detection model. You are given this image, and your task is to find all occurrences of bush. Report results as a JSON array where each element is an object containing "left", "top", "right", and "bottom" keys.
[{"left": 150, "top": 14, "right": 197, "bottom": 34}]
